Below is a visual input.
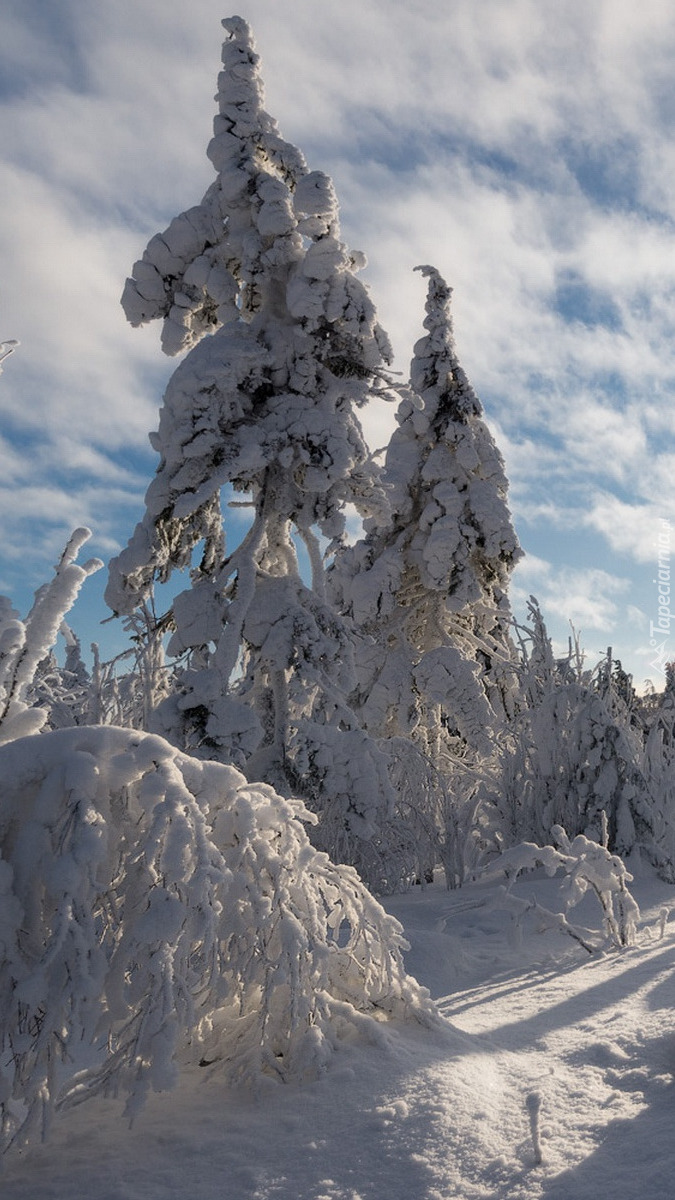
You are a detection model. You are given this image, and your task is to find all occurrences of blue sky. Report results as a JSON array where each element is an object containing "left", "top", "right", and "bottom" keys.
[{"left": 2, "top": 0, "right": 675, "bottom": 689}]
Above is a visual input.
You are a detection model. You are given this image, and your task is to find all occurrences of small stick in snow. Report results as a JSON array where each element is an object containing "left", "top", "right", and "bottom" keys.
[{"left": 525, "top": 1092, "right": 543, "bottom": 1165}]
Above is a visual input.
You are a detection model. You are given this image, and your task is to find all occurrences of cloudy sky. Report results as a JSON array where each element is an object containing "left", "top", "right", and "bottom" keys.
[{"left": 2, "top": 0, "right": 675, "bottom": 688}]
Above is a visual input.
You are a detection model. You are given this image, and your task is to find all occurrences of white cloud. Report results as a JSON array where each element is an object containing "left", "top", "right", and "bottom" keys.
[
  {"left": 512, "top": 552, "right": 630, "bottom": 624},
  {"left": 582, "top": 493, "right": 666, "bottom": 563}
]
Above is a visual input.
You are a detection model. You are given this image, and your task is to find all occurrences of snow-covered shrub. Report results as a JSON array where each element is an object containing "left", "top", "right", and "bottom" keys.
[
  {"left": 28, "top": 624, "right": 98, "bottom": 731},
  {"left": 0, "top": 529, "right": 102, "bottom": 744},
  {"left": 0, "top": 725, "right": 435, "bottom": 1152},
  {"left": 375, "top": 738, "right": 445, "bottom": 891},
  {"left": 88, "top": 603, "right": 173, "bottom": 733},
  {"left": 285, "top": 720, "right": 396, "bottom": 883},
  {"left": 485, "top": 824, "right": 640, "bottom": 951},
  {"left": 491, "top": 600, "right": 655, "bottom": 863}
]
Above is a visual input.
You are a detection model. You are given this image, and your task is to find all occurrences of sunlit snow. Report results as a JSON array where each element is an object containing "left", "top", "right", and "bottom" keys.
[{"left": 4, "top": 870, "right": 674, "bottom": 1200}]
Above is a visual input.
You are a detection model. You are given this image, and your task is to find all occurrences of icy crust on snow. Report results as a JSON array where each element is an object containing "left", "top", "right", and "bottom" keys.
[{"left": 0, "top": 725, "right": 435, "bottom": 1153}]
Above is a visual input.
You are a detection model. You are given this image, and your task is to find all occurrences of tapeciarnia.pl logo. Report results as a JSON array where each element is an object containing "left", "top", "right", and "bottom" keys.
[{"left": 650, "top": 517, "right": 672, "bottom": 677}]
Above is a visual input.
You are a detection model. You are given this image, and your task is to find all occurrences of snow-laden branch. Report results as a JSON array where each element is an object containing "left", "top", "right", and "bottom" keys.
[{"left": 483, "top": 825, "right": 640, "bottom": 951}]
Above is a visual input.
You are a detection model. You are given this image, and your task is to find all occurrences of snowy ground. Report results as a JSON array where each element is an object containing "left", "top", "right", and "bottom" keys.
[{"left": 4, "top": 867, "right": 675, "bottom": 1200}]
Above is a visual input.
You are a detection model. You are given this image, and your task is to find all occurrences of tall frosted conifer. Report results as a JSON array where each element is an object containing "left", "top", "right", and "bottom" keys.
[
  {"left": 330, "top": 266, "right": 521, "bottom": 763},
  {"left": 106, "top": 18, "right": 396, "bottom": 878},
  {"left": 328, "top": 268, "right": 521, "bottom": 884}
]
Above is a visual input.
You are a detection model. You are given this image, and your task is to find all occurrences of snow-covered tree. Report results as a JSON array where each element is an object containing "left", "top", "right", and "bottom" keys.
[
  {"left": 492, "top": 599, "right": 658, "bottom": 864},
  {"left": 331, "top": 266, "right": 520, "bottom": 747},
  {"left": 0, "top": 529, "right": 102, "bottom": 744},
  {"left": 0, "top": 725, "right": 435, "bottom": 1153},
  {"left": 640, "top": 670, "right": 675, "bottom": 879},
  {"left": 106, "top": 18, "right": 398, "bottom": 878},
  {"left": 28, "top": 623, "right": 92, "bottom": 730},
  {"left": 328, "top": 267, "right": 521, "bottom": 884}
]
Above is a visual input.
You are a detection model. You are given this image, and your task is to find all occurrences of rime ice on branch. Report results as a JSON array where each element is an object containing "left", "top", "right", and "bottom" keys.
[{"left": 107, "top": 18, "right": 397, "bottom": 880}]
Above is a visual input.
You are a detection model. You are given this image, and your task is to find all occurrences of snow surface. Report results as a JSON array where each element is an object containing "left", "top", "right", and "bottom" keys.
[{"left": 3, "top": 868, "right": 675, "bottom": 1199}]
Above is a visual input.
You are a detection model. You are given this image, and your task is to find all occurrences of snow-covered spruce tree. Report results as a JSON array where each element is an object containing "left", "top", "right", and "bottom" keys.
[
  {"left": 106, "top": 18, "right": 397, "bottom": 881},
  {"left": 329, "top": 267, "right": 521, "bottom": 886},
  {"left": 0, "top": 725, "right": 435, "bottom": 1152}
]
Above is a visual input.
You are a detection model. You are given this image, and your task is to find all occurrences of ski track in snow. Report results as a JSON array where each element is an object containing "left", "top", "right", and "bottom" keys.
[{"left": 3, "top": 874, "right": 675, "bottom": 1200}]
